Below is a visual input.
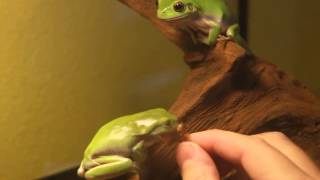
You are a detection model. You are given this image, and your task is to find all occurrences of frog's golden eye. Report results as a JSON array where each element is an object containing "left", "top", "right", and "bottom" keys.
[{"left": 173, "top": 1, "right": 186, "bottom": 12}]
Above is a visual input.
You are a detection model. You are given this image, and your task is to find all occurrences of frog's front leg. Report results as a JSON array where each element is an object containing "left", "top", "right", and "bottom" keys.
[
  {"left": 227, "top": 24, "right": 244, "bottom": 45},
  {"left": 202, "top": 24, "right": 221, "bottom": 45},
  {"left": 84, "top": 155, "right": 134, "bottom": 179}
]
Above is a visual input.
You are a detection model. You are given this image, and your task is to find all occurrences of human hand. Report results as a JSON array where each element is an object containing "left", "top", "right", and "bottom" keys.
[{"left": 176, "top": 129, "right": 320, "bottom": 180}]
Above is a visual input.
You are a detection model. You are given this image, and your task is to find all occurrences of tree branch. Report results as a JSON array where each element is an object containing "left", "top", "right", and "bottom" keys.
[{"left": 117, "top": 1, "right": 320, "bottom": 179}]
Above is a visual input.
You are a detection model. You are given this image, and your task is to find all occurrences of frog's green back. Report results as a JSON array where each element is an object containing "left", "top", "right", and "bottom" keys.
[
  {"left": 84, "top": 108, "right": 176, "bottom": 157},
  {"left": 198, "top": 0, "right": 231, "bottom": 19},
  {"left": 101, "top": 108, "right": 175, "bottom": 135}
]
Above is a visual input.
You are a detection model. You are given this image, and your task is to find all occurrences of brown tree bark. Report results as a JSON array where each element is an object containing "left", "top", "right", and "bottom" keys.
[{"left": 118, "top": 0, "right": 320, "bottom": 179}]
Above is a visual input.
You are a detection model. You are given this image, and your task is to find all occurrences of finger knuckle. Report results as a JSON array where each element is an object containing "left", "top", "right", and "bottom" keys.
[
  {"left": 266, "top": 131, "right": 288, "bottom": 139},
  {"left": 255, "top": 131, "right": 288, "bottom": 140},
  {"left": 251, "top": 136, "right": 267, "bottom": 145}
]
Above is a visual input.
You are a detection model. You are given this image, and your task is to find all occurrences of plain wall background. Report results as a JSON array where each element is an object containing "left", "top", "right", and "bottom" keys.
[
  {"left": 249, "top": 1, "right": 320, "bottom": 94},
  {"left": 0, "top": 0, "right": 319, "bottom": 179},
  {"left": 0, "top": 1, "right": 187, "bottom": 179}
]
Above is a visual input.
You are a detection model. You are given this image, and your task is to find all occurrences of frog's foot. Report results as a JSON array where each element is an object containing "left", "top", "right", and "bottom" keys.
[
  {"left": 77, "top": 161, "right": 85, "bottom": 177},
  {"left": 226, "top": 24, "right": 247, "bottom": 47},
  {"left": 217, "top": 35, "right": 232, "bottom": 41},
  {"left": 78, "top": 159, "right": 101, "bottom": 178},
  {"left": 84, "top": 156, "right": 134, "bottom": 180},
  {"left": 226, "top": 24, "right": 240, "bottom": 38}
]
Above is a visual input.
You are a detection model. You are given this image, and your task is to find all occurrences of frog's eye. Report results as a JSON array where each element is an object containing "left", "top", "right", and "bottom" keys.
[{"left": 173, "top": 1, "right": 186, "bottom": 12}]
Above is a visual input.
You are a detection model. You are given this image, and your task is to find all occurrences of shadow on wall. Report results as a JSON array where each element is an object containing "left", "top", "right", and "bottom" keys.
[{"left": 39, "top": 168, "right": 79, "bottom": 180}]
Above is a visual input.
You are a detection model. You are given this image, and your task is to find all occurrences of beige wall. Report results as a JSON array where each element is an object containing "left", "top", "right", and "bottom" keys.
[
  {"left": 249, "top": 1, "right": 320, "bottom": 94},
  {"left": 0, "top": 1, "right": 187, "bottom": 179}
]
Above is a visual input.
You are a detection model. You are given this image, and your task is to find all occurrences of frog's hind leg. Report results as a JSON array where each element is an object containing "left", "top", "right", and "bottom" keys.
[{"left": 84, "top": 156, "right": 133, "bottom": 179}]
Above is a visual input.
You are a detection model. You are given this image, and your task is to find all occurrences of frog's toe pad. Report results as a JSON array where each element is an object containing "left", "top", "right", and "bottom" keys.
[
  {"left": 77, "top": 167, "right": 85, "bottom": 177},
  {"left": 217, "top": 35, "right": 232, "bottom": 41}
]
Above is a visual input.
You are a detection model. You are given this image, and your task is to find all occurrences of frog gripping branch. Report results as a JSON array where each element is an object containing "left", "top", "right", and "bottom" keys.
[
  {"left": 77, "top": 109, "right": 179, "bottom": 180},
  {"left": 157, "top": 0, "right": 243, "bottom": 46}
]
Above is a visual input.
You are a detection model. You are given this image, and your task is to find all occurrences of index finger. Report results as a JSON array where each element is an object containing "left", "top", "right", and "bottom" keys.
[{"left": 189, "top": 129, "right": 311, "bottom": 180}]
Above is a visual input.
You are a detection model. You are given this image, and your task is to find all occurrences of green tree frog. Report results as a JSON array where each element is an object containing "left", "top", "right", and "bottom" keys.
[
  {"left": 156, "top": 0, "right": 243, "bottom": 46},
  {"left": 77, "top": 108, "right": 178, "bottom": 179}
]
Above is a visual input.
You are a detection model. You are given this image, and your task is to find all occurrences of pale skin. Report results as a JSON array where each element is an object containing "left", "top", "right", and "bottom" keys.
[
  {"left": 77, "top": 108, "right": 177, "bottom": 180},
  {"left": 177, "top": 129, "right": 320, "bottom": 180},
  {"left": 156, "top": 0, "right": 243, "bottom": 46}
]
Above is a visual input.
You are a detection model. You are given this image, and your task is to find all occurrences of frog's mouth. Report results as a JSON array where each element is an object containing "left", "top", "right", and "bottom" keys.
[
  {"left": 152, "top": 125, "right": 173, "bottom": 135},
  {"left": 159, "top": 9, "right": 199, "bottom": 22},
  {"left": 152, "top": 125, "right": 181, "bottom": 142},
  {"left": 162, "top": 14, "right": 190, "bottom": 21}
]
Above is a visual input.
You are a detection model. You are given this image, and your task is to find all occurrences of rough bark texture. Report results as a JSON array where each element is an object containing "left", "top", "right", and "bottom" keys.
[{"left": 118, "top": 0, "right": 320, "bottom": 180}]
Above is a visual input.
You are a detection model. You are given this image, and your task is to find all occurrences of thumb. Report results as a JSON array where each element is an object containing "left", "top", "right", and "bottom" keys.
[{"left": 177, "top": 142, "right": 220, "bottom": 180}]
